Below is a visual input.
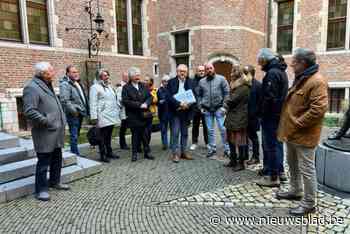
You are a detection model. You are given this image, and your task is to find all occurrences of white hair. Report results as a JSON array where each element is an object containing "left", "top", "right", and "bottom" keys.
[
  {"left": 161, "top": 74, "right": 170, "bottom": 81},
  {"left": 257, "top": 48, "right": 276, "bottom": 62},
  {"left": 128, "top": 67, "right": 141, "bottom": 79},
  {"left": 96, "top": 68, "right": 109, "bottom": 80},
  {"left": 34, "top": 62, "right": 52, "bottom": 77}
]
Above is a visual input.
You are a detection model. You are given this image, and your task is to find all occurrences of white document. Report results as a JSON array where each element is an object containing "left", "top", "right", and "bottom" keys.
[{"left": 173, "top": 90, "right": 196, "bottom": 104}]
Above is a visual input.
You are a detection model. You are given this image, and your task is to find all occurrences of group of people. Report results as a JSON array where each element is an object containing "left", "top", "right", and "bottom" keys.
[{"left": 23, "top": 47, "right": 328, "bottom": 218}]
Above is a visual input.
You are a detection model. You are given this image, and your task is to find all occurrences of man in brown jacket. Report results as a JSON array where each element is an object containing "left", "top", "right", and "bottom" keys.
[{"left": 277, "top": 48, "right": 328, "bottom": 216}]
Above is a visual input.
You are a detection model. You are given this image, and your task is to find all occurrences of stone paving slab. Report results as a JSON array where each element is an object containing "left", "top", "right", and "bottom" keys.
[
  {"left": 0, "top": 132, "right": 20, "bottom": 149},
  {"left": 0, "top": 129, "right": 346, "bottom": 233}
]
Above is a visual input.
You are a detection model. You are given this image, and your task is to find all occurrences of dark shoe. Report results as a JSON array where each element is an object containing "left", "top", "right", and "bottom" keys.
[
  {"left": 120, "top": 145, "right": 130, "bottom": 150},
  {"left": 276, "top": 191, "right": 302, "bottom": 201},
  {"left": 289, "top": 206, "right": 316, "bottom": 216},
  {"left": 172, "top": 154, "right": 180, "bottom": 163},
  {"left": 50, "top": 183, "right": 70, "bottom": 191},
  {"left": 162, "top": 145, "right": 168, "bottom": 150},
  {"left": 224, "top": 159, "right": 237, "bottom": 167},
  {"left": 101, "top": 156, "right": 111, "bottom": 163},
  {"left": 35, "top": 191, "right": 50, "bottom": 201},
  {"left": 132, "top": 154, "right": 138, "bottom": 162},
  {"left": 224, "top": 151, "right": 230, "bottom": 158},
  {"left": 108, "top": 153, "right": 120, "bottom": 159},
  {"left": 257, "top": 168, "right": 266, "bottom": 176},
  {"left": 279, "top": 172, "right": 288, "bottom": 182},
  {"left": 144, "top": 154, "right": 155, "bottom": 160},
  {"left": 247, "top": 158, "right": 260, "bottom": 165},
  {"left": 206, "top": 151, "right": 215, "bottom": 158},
  {"left": 232, "top": 161, "right": 245, "bottom": 172},
  {"left": 181, "top": 153, "right": 193, "bottom": 160},
  {"left": 256, "top": 176, "right": 280, "bottom": 187},
  {"left": 328, "top": 132, "right": 342, "bottom": 140}
]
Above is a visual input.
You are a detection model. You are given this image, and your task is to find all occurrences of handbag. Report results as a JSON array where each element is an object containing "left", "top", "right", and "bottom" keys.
[{"left": 87, "top": 126, "right": 101, "bottom": 146}]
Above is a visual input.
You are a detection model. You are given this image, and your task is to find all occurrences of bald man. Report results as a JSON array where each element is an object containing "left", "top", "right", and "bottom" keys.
[{"left": 197, "top": 63, "right": 230, "bottom": 158}]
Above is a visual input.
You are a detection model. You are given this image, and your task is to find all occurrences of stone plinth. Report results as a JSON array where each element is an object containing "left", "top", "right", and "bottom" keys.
[{"left": 316, "top": 143, "right": 350, "bottom": 193}]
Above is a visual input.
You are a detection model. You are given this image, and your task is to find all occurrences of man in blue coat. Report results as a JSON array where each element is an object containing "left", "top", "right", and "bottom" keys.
[{"left": 167, "top": 64, "right": 194, "bottom": 163}]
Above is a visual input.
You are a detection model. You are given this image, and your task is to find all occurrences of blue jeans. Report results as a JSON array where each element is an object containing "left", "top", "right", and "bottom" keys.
[
  {"left": 160, "top": 117, "right": 170, "bottom": 146},
  {"left": 170, "top": 116, "right": 189, "bottom": 154},
  {"left": 66, "top": 115, "right": 83, "bottom": 155},
  {"left": 261, "top": 118, "right": 284, "bottom": 176},
  {"left": 204, "top": 109, "right": 229, "bottom": 153}
]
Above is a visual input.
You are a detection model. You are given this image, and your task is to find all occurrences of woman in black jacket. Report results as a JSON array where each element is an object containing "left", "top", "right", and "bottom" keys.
[{"left": 122, "top": 67, "right": 154, "bottom": 162}]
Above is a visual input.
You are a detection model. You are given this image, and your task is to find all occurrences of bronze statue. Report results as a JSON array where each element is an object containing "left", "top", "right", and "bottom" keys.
[{"left": 325, "top": 108, "right": 350, "bottom": 152}]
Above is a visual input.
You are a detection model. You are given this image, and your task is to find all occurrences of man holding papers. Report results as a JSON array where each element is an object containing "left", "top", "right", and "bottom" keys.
[{"left": 167, "top": 64, "right": 195, "bottom": 163}]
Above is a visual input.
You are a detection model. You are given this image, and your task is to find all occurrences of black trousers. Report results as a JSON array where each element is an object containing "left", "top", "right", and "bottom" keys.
[
  {"left": 119, "top": 119, "right": 128, "bottom": 148},
  {"left": 192, "top": 111, "right": 208, "bottom": 144},
  {"left": 35, "top": 148, "right": 62, "bottom": 193},
  {"left": 98, "top": 125, "right": 114, "bottom": 158},
  {"left": 130, "top": 126, "right": 150, "bottom": 155},
  {"left": 248, "top": 127, "right": 260, "bottom": 160}
]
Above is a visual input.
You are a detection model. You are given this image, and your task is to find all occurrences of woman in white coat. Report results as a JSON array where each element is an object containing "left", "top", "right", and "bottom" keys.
[{"left": 90, "top": 69, "right": 121, "bottom": 162}]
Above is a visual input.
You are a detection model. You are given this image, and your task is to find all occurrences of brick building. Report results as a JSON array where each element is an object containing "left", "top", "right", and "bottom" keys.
[{"left": 0, "top": 0, "right": 349, "bottom": 132}]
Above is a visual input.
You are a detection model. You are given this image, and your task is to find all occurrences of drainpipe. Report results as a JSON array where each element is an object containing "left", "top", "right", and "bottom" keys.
[
  {"left": 266, "top": 0, "right": 272, "bottom": 48},
  {"left": 0, "top": 103, "right": 3, "bottom": 130}
]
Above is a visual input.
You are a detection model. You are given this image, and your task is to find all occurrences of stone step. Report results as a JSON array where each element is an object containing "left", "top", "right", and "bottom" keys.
[
  {"left": 0, "top": 132, "right": 20, "bottom": 149},
  {"left": 0, "top": 139, "right": 35, "bottom": 166},
  {"left": 0, "top": 156, "right": 102, "bottom": 203},
  {"left": 0, "top": 152, "right": 77, "bottom": 184}
]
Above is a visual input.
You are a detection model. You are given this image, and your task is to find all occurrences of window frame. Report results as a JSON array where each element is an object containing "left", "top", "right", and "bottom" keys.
[
  {"left": 326, "top": 0, "right": 348, "bottom": 51},
  {"left": 0, "top": 0, "right": 23, "bottom": 42},
  {"left": 0, "top": 0, "right": 51, "bottom": 46},
  {"left": 276, "top": 0, "right": 294, "bottom": 55},
  {"left": 26, "top": 0, "right": 49, "bottom": 45},
  {"left": 171, "top": 30, "right": 190, "bottom": 69},
  {"left": 115, "top": 0, "right": 144, "bottom": 56}
]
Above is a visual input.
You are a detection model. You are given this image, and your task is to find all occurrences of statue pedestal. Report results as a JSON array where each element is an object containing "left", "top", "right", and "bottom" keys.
[{"left": 316, "top": 142, "right": 350, "bottom": 193}]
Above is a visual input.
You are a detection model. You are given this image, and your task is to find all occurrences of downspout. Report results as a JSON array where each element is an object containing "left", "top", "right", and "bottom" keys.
[
  {"left": 0, "top": 103, "right": 3, "bottom": 130},
  {"left": 266, "top": 0, "right": 272, "bottom": 48}
]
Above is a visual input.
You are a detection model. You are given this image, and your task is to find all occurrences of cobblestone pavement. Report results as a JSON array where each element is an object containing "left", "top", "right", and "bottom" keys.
[{"left": 0, "top": 129, "right": 347, "bottom": 233}]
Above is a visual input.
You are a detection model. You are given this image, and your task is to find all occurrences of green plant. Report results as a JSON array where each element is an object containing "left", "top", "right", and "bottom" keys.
[{"left": 323, "top": 116, "right": 341, "bottom": 128}]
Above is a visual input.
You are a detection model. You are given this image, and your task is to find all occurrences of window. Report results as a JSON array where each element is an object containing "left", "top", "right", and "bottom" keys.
[
  {"left": 115, "top": 0, "right": 143, "bottom": 55},
  {"left": 116, "top": 0, "right": 128, "bottom": 54},
  {"left": 0, "top": 0, "right": 50, "bottom": 45},
  {"left": 328, "top": 88, "right": 345, "bottom": 113},
  {"left": 327, "top": 0, "right": 347, "bottom": 50},
  {"left": 276, "top": 0, "right": 294, "bottom": 54},
  {"left": 173, "top": 31, "right": 190, "bottom": 68},
  {"left": 132, "top": 0, "right": 142, "bottom": 55},
  {"left": 26, "top": 0, "right": 49, "bottom": 44},
  {"left": 0, "top": 0, "right": 21, "bottom": 41}
]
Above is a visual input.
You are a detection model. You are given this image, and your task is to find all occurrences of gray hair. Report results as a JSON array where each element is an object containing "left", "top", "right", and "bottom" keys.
[
  {"left": 161, "top": 74, "right": 170, "bottom": 81},
  {"left": 96, "top": 68, "right": 110, "bottom": 80},
  {"left": 257, "top": 48, "right": 276, "bottom": 62},
  {"left": 34, "top": 62, "right": 52, "bottom": 77},
  {"left": 128, "top": 67, "right": 141, "bottom": 79},
  {"left": 177, "top": 64, "right": 188, "bottom": 71},
  {"left": 293, "top": 48, "right": 316, "bottom": 67}
]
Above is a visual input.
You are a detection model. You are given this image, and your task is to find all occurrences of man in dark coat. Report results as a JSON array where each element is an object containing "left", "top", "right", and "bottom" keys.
[
  {"left": 190, "top": 65, "right": 208, "bottom": 150},
  {"left": 243, "top": 65, "right": 262, "bottom": 165},
  {"left": 157, "top": 75, "right": 171, "bottom": 150},
  {"left": 122, "top": 67, "right": 154, "bottom": 162},
  {"left": 255, "top": 48, "right": 289, "bottom": 187},
  {"left": 59, "top": 65, "right": 89, "bottom": 156},
  {"left": 167, "top": 64, "right": 195, "bottom": 163},
  {"left": 23, "top": 62, "right": 70, "bottom": 202}
]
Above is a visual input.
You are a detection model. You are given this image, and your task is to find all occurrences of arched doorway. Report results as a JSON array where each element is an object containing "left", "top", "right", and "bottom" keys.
[
  {"left": 213, "top": 61, "right": 232, "bottom": 83},
  {"left": 208, "top": 54, "right": 239, "bottom": 83}
]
